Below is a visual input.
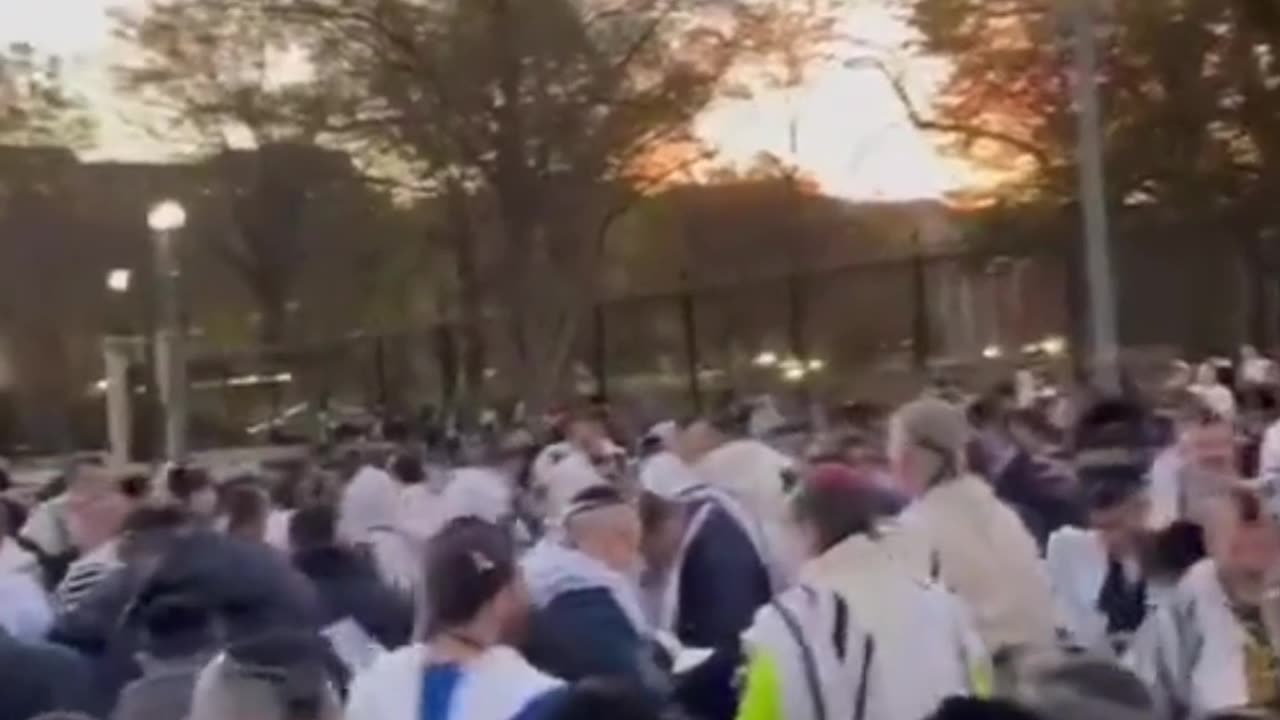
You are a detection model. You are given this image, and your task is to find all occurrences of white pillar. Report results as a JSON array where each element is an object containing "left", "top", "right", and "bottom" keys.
[{"left": 103, "top": 337, "right": 133, "bottom": 469}]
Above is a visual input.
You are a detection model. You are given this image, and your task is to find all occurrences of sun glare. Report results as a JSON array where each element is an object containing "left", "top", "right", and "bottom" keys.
[{"left": 0, "top": 0, "right": 980, "bottom": 201}]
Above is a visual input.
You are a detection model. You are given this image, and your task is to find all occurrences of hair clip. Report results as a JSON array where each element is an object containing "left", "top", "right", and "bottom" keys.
[{"left": 470, "top": 551, "right": 495, "bottom": 573}]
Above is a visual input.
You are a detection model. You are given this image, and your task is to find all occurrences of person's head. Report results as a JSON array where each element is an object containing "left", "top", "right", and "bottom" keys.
[
  {"left": 119, "top": 503, "right": 193, "bottom": 566},
  {"left": 288, "top": 505, "right": 339, "bottom": 555},
  {"left": 423, "top": 517, "right": 527, "bottom": 645},
  {"left": 564, "top": 407, "right": 610, "bottom": 457},
  {"left": 1204, "top": 485, "right": 1280, "bottom": 583},
  {"left": 791, "top": 464, "right": 896, "bottom": 557},
  {"left": 889, "top": 397, "right": 969, "bottom": 496},
  {"left": 1011, "top": 655, "right": 1156, "bottom": 720},
  {"left": 169, "top": 465, "right": 218, "bottom": 519},
  {"left": 563, "top": 487, "right": 642, "bottom": 576},
  {"left": 638, "top": 492, "right": 687, "bottom": 576},
  {"left": 1180, "top": 409, "right": 1237, "bottom": 476},
  {"left": 119, "top": 474, "right": 152, "bottom": 505},
  {"left": 222, "top": 483, "right": 271, "bottom": 543},
  {"left": 925, "top": 698, "right": 1043, "bottom": 720},
  {"left": 390, "top": 451, "right": 426, "bottom": 486},
  {"left": 1081, "top": 470, "right": 1150, "bottom": 556},
  {"left": 189, "top": 631, "right": 341, "bottom": 720},
  {"left": 65, "top": 462, "right": 131, "bottom": 551},
  {"left": 547, "top": 679, "right": 662, "bottom": 720}
]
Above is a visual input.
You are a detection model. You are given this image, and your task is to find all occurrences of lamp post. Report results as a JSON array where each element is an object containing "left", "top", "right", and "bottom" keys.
[
  {"left": 103, "top": 268, "right": 135, "bottom": 468},
  {"left": 148, "top": 199, "right": 188, "bottom": 461},
  {"left": 1064, "top": 0, "right": 1119, "bottom": 391}
]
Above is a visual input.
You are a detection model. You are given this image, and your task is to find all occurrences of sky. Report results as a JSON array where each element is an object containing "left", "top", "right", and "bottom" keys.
[{"left": 0, "top": 0, "right": 971, "bottom": 200}]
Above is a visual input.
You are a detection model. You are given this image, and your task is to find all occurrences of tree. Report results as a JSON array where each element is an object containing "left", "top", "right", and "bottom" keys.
[
  {"left": 897, "top": 0, "right": 1280, "bottom": 347},
  {"left": 114, "top": 2, "right": 404, "bottom": 346},
  {"left": 0, "top": 43, "right": 95, "bottom": 147}
]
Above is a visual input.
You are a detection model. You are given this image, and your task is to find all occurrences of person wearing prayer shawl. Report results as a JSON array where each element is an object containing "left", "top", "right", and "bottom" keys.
[
  {"left": 1048, "top": 466, "right": 1153, "bottom": 655},
  {"left": 338, "top": 462, "right": 419, "bottom": 595},
  {"left": 681, "top": 401, "right": 798, "bottom": 588},
  {"left": 522, "top": 486, "right": 668, "bottom": 705},
  {"left": 1130, "top": 485, "right": 1280, "bottom": 719},
  {"left": 346, "top": 518, "right": 566, "bottom": 720}
]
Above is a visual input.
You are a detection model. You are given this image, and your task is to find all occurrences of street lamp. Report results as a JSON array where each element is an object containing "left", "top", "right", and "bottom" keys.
[
  {"left": 149, "top": 199, "right": 188, "bottom": 461},
  {"left": 148, "top": 200, "right": 187, "bottom": 233},
  {"left": 106, "top": 268, "right": 132, "bottom": 294}
]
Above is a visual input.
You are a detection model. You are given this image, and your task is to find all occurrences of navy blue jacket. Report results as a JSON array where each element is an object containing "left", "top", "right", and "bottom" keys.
[
  {"left": 676, "top": 503, "right": 772, "bottom": 649},
  {"left": 525, "top": 587, "right": 667, "bottom": 699},
  {"left": 293, "top": 545, "right": 414, "bottom": 650}
]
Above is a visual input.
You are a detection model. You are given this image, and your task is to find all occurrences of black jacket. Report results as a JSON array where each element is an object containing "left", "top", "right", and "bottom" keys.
[
  {"left": 676, "top": 503, "right": 772, "bottom": 648},
  {"left": 0, "top": 628, "right": 94, "bottom": 720},
  {"left": 292, "top": 545, "right": 414, "bottom": 650}
]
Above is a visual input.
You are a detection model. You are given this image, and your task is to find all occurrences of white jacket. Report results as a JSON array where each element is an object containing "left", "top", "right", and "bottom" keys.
[
  {"left": 1129, "top": 559, "right": 1275, "bottom": 719},
  {"left": 1047, "top": 526, "right": 1153, "bottom": 653},
  {"left": 798, "top": 533, "right": 988, "bottom": 720},
  {"left": 897, "top": 475, "right": 1057, "bottom": 653},
  {"left": 346, "top": 644, "right": 563, "bottom": 720}
]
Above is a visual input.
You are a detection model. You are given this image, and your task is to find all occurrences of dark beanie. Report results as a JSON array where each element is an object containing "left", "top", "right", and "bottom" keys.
[{"left": 1073, "top": 398, "right": 1151, "bottom": 509}]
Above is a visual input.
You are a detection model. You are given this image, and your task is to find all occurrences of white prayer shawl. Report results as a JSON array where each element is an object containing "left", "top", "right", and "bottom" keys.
[
  {"left": 441, "top": 468, "right": 513, "bottom": 526},
  {"left": 539, "top": 451, "right": 610, "bottom": 527},
  {"left": 0, "top": 572, "right": 53, "bottom": 642},
  {"left": 339, "top": 465, "right": 421, "bottom": 594},
  {"left": 345, "top": 644, "right": 564, "bottom": 720},
  {"left": 1046, "top": 526, "right": 1149, "bottom": 654},
  {"left": 1148, "top": 446, "right": 1187, "bottom": 530},
  {"left": 639, "top": 452, "right": 700, "bottom": 500},
  {"left": 1129, "top": 559, "right": 1267, "bottom": 719},
  {"left": 694, "top": 439, "right": 798, "bottom": 587},
  {"left": 896, "top": 475, "right": 1057, "bottom": 653},
  {"left": 798, "top": 534, "right": 988, "bottom": 720},
  {"left": 340, "top": 466, "right": 400, "bottom": 545},
  {"left": 522, "top": 540, "right": 649, "bottom": 635},
  {"left": 743, "top": 585, "right": 874, "bottom": 720},
  {"left": 264, "top": 508, "right": 295, "bottom": 552}
]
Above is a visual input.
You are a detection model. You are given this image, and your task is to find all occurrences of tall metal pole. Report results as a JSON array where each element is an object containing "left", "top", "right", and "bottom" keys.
[
  {"left": 154, "top": 229, "right": 187, "bottom": 461},
  {"left": 1069, "top": 0, "right": 1120, "bottom": 391}
]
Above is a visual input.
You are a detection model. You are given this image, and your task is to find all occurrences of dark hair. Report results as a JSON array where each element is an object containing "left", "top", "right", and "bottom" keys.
[
  {"left": 391, "top": 453, "right": 426, "bottom": 486},
  {"left": 548, "top": 679, "right": 661, "bottom": 720},
  {"left": 119, "top": 473, "right": 151, "bottom": 501},
  {"left": 925, "top": 698, "right": 1043, "bottom": 720},
  {"left": 638, "top": 491, "right": 680, "bottom": 536},
  {"left": 790, "top": 480, "right": 881, "bottom": 553},
  {"left": 123, "top": 504, "right": 192, "bottom": 535},
  {"left": 424, "top": 518, "right": 517, "bottom": 633},
  {"left": 168, "top": 466, "right": 213, "bottom": 502},
  {"left": 223, "top": 484, "right": 270, "bottom": 534},
  {"left": 288, "top": 505, "right": 338, "bottom": 552}
]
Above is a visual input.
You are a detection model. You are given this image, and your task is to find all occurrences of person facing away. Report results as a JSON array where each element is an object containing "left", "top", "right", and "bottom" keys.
[
  {"left": 345, "top": 517, "right": 567, "bottom": 720},
  {"left": 522, "top": 487, "right": 667, "bottom": 701},
  {"left": 1150, "top": 399, "right": 1241, "bottom": 530},
  {"left": 737, "top": 466, "right": 989, "bottom": 720},
  {"left": 1130, "top": 485, "right": 1280, "bottom": 719},
  {"left": 287, "top": 504, "right": 413, "bottom": 662},
  {"left": 221, "top": 480, "right": 272, "bottom": 544},
  {"left": 887, "top": 396, "right": 1057, "bottom": 656},
  {"left": 338, "top": 459, "right": 419, "bottom": 595},
  {"left": 187, "top": 630, "right": 343, "bottom": 720}
]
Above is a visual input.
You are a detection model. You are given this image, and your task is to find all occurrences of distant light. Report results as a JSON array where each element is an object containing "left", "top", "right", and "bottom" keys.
[
  {"left": 90, "top": 378, "right": 109, "bottom": 395},
  {"left": 483, "top": 367, "right": 498, "bottom": 379},
  {"left": 754, "top": 351, "right": 779, "bottom": 368},
  {"left": 807, "top": 358, "right": 827, "bottom": 372},
  {"left": 782, "top": 366, "right": 807, "bottom": 382},
  {"left": 106, "top": 268, "right": 132, "bottom": 293},
  {"left": 1040, "top": 335, "right": 1068, "bottom": 357},
  {"left": 1021, "top": 342, "right": 1041, "bottom": 356},
  {"left": 982, "top": 344, "right": 1004, "bottom": 360},
  {"left": 147, "top": 200, "right": 187, "bottom": 232}
]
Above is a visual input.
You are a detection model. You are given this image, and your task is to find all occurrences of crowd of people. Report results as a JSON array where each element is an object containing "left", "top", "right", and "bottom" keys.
[{"left": 4, "top": 352, "right": 1280, "bottom": 720}]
